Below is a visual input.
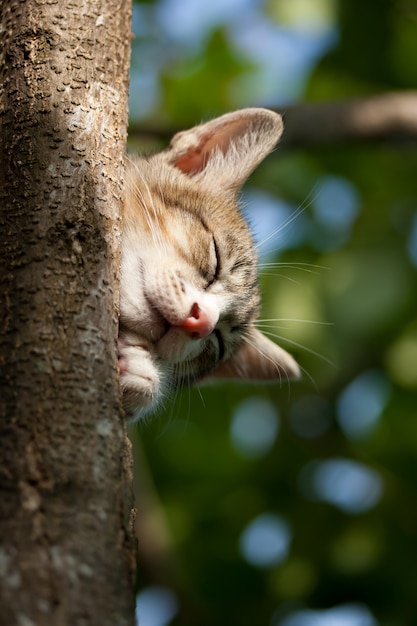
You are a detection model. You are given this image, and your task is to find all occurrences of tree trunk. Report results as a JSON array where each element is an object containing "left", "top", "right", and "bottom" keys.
[{"left": 0, "top": 1, "right": 135, "bottom": 625}]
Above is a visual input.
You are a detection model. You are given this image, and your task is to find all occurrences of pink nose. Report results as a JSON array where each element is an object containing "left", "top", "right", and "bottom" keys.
[{"left": 173, "top": 303, "right": 215, "bottom": 339}]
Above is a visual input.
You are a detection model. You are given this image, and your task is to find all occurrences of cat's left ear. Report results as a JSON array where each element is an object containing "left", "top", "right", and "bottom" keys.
[
  {"left": 210, "top": 328, "right": 300, "bottom": 382},
  {"left": 163, "top": 108, "right": 283, "bottom": 191}
]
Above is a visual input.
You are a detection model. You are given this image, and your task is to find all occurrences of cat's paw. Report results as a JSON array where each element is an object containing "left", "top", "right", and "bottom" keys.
[{"left": 118, "top": 333, "right": 164, "bottom": 421}]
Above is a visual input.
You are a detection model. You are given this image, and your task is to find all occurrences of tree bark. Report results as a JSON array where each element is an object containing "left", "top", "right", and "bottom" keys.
[{"left": 0, "top": 1, "right": 135, "bottom": 625}]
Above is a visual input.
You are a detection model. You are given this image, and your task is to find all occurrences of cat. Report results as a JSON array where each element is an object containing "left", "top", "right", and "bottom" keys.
[{"left": 118, "top": 108, "right": 300, "bottom": 421}]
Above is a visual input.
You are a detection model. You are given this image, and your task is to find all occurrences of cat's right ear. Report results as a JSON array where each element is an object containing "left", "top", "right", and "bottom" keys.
[{"left": 162, "top": 108, "right": 283, "bottom": 191}]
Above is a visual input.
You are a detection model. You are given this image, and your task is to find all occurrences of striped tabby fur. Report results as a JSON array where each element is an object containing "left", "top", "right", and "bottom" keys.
[{"left": 119, "top": 109, "right": 299, "bottom": 420}]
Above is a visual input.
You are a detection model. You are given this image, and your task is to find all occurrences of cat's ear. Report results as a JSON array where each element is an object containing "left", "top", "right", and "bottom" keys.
[
  {"left": 210, "top": 328, "right": 300, "bottom": 382},
  {"left": 163, "top": 108, "right": 283, "bottom": 191}
]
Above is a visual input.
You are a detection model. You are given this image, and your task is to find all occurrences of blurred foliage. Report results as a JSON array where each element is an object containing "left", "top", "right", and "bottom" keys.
[{"left": 128, "top": 1, "right": 417, "bottom": 625}]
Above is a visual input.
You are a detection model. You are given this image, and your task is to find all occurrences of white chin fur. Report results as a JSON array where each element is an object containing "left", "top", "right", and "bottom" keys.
[{"left": 156, "top": 328, "right": 202, "bottom": 362}]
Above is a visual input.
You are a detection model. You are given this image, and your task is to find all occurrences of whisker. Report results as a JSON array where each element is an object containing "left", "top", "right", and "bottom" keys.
[
  {"left": 259, "top": 262, "right": 330, "bottom": 275},
  {"left": 256, "top": 319, "right": 333, "bottom": 327},
  {"left": 257, "top": 204, "right": 306, "bottom": 252},
  {"left": 298, "top": 363, "right": 319, "bottom": 392},
  {"left": 241, "top": 334, "right": 289, "bottom": 385},
  {"left": 256, "top": 183, "right": 324, "bottom": 254},
  {"left": 261, "top": 330, "right": 335, "bottom": 367},
  {"left": 195, "top": 385, "right": 206, "bottom": 410},
  {"left": 126, "top": 156, "right": 167, "bottom": 255},
  {"left": 258, "top": 272, "right": 304, "bottom": 285},
  {"left": 183, "top": 361, "right": 194, "bottom": 425},
  {"left": 174, "top": 359, "right": 196, "bottom": 426}
]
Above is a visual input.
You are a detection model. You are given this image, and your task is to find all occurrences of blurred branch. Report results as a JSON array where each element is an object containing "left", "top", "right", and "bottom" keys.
[
  {"left": 128, "top": 91, "right": 417, "bottom": 149},
  {"left": 278, "top": 91, "right": 417, "bottom": 148},
  {"left": 131, "top": 435, "right": 211, "bottom": 625},
  {"left": 132, "top": 434, "right": 179, "bottom": 587}
]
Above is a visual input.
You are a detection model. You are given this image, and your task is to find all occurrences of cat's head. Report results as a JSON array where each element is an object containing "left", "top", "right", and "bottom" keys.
[{"left": 120, "top": 108, "right": 300, "bottom": 415}]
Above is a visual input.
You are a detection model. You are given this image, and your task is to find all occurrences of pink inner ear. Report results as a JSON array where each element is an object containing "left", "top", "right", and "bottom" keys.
[
  {"left": 173, "top": 119, "right": 248, "bottom": 175},
  {"left": 174, "top": 149, "right": 206, "bottom": 174}
]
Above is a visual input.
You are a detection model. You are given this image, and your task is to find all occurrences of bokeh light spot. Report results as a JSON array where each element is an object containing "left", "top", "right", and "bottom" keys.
[
  {"left": 274, "top": 602, "right": 378, "bottom": 626},
  {"left": 239, "top": 513, "right": 292, "bottom": 568},
  {"left": 230, "top": 396, "right": 279, "bottom": 458},
  {"left": 407, "top": 213, "right": 417, "bottom": 268},
  {"left": 310, "top": 175, "right": 360, "bottom": 250},
  {"left": 243, "top": 189, "right": 304, "bottom": 260},
  {"left": 135, "top": 586, "right": 179, "bottom": 626},
  {"left": 299, "top": 458, "right": 383, "bottom": 514},
  {"left": 337, "top": 370, "right": 391, "bottom": 439}
]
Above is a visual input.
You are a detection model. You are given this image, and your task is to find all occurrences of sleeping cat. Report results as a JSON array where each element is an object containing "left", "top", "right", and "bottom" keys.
[{"left": 118, "top": 108, "right": 300, "bottom": 420}]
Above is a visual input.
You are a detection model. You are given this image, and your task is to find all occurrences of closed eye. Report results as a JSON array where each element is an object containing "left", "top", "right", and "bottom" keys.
[
  {"left": 206, "top": 236, "right": 221, "bottom": 288},
  {"left": 213, "top": 237, "right": 221, "bottom": 280}
]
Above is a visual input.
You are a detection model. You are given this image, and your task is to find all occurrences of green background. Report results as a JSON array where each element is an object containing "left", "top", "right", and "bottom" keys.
[{"left": 128, "top": 1, "right": 417, "bottom": 624}]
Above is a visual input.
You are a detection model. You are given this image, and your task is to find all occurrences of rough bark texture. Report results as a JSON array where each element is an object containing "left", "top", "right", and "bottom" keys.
[{"left": 0, "top": 1, "right": 135, "bottom": 625}]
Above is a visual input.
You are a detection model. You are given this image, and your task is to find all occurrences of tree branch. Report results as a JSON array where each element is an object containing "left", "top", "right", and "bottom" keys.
[
  {"left": 278, "top": 91, "right": 417, "bottom": 148},
  {"left": 128, "top": 91, "right": 417, "bottom": 149}
]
